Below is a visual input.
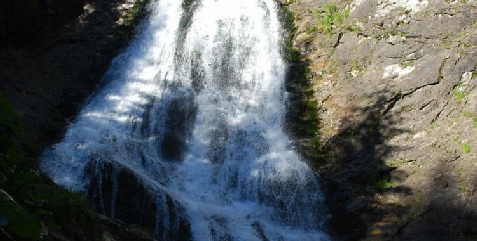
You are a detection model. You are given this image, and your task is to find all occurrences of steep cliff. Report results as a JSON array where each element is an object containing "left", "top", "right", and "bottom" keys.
[{"left": 284, "top": 0, "right": 477, "bottom": 240}]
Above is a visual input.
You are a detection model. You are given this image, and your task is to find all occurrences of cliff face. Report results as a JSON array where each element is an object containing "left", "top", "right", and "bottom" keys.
[
  {"left": 0, "top": 1, "right": 155, "bottom": 240},
  {"left": 0, "top": 0, "right": 148, "bottom": 158},
  {"left": 285, "top": 0, "right": 477, "bottom": 240}
]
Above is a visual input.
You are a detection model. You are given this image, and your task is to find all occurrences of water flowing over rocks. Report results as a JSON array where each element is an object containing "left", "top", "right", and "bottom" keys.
[
  {"left": 3, "top": 0, "right": 477, "bottom": 240},
  {"left": 39, "top": 0, "right": 331, "bottom": 240}
]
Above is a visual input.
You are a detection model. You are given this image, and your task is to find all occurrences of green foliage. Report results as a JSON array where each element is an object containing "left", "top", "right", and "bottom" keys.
[
  {"left": 462, "top": 143, "right": 471, "bottom": 153},
  {"left": 281, "top": 6, "right": 323, "bottom": 162},
  {"left": 0, "top": 91, "right": 100, "bottom": 240},
  {"left": 370, "top": 176, "right": 395, "bottom": 192},
  {"left": 452, "top": 81, "right": 469, "bottom": 102},
  {"left": 0, "top": 91, "right": 43, "bottom": 240},
  {"left": 283, "top": 7, "right": 295, "bottom": 31},
  {"left": 344, "top": 23, "right": 361, "bottom": 32},
  {"left": 282, "top": 8, "right": 300, "bottom": 62},
  {"left": 384, "top": 26, "right": 401, "bottom": 37},
  {"left": 453, "top": 86, "right": 467, "bottom": 101},
  {"left": 471, "top": 19, "right": 477, "bottom": 26},
  {"left": 0, "top": 190, "right": 42, "bottom": 240},
  {"left": 294, "top": 66, "right": 323, "bottom": 161},
  {"left": 311, "top": 3, "right": 349, "bottom": 36}
]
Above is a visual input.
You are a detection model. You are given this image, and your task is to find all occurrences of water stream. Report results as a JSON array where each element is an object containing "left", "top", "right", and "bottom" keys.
[{"left": 40, "top": 0, "right": 330, "bottom": 240}]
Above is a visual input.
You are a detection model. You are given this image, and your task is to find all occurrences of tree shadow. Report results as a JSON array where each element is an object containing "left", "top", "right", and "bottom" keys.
[
  {"left": 318, "top": 90, "right": 413, "bottom": 240},
  {"left": 392, "top": 157, "right": 477, "bottom": 241}
]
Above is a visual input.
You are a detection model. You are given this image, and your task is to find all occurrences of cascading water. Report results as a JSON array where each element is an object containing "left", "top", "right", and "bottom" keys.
[{"left": 40, "top": 0, "right": 331, "bottom": 240}]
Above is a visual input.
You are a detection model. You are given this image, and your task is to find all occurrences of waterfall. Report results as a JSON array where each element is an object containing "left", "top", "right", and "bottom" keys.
[{"left": 40, "top": 0, "right": 331, "bottom": 240}]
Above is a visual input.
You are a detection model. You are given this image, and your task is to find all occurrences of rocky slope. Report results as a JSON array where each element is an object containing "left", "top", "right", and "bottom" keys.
[
  {"left": 284, "top": 0, "right": 477, "bottom": 240},
  {"left": 0, "top": 0, "right": 157, "bottom": 240},
  {"left": 1, "top": 0, "right": 149, "bottom": 158}
]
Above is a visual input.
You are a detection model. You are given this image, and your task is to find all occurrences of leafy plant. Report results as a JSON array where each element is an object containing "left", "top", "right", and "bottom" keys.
[
  {"left": 453, "top": 82, "right": 467, "bottom": 101},
  {"left": 462, "top": 143, "right": 471, "bottom": 153},
  {"left": 311, "top": 3, "right": 349, "bottom": 36},
  {"left": 344, "top": 23, "right": 361, "bottom": 32},
  {"left": 373, "top": 177, "right": 395, "bottom": 191}
]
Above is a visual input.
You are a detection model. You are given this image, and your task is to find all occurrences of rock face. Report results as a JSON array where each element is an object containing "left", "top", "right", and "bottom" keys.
[
  {"left": 0, "top": 1, "right": 159, "bottom": 240},
  {"left": 87, "top": 161, "right": 192, "bottom": 240},
  {"left": 0, "top": 0, "right": 149, "bottom": 158},
  {"left": 286, "top": 0, "right": 477, "bottom": 240}
]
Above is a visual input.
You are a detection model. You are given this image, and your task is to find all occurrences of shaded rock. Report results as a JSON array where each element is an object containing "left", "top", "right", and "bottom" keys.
[
  {"left": 286, "top": 0, "right": 477, "bottom": 240},
  {"left": 86, "top": 161, "right": 192, "bottom": 241}
]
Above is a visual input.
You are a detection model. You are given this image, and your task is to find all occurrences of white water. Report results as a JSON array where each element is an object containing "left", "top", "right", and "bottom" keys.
[{"left": 40, "top": 0, "right": 330, "bottom": 240}]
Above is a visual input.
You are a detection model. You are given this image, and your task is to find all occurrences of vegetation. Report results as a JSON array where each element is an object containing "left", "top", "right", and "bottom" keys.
[
  {"left": 310, "top": 3, "right": 350, "bottom": 36},
  {"left": 453, "top": 82, "right": 468, "bottom": 101},
  {"left": 283, "top": 8, "right": 301, "bottom": 62},
  {"left": 1, "top": 0, "right": 153, "bottom": 239},
  {"left": 281, "top": 5, "right": 323, "bottom": 163},
  {"left": 373, "top": 177, "right": 395, "bottom": 192},
  {"left": 461, "top": 143, "right": 471, "bottom": 153},
  {"left": 0, "top": 91, "right": 100, "bottom": 240}
]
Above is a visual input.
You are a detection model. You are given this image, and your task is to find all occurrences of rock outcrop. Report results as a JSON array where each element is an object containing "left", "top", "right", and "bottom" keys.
[
  {"left": 87, "top": 161, "right": 192, "bottom": 240},
  {"left": 285, "top": 0, "right": 477, "bottom": 240}
]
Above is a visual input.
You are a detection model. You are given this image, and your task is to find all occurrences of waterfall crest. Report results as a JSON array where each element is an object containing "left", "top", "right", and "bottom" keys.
[{"left": 40, "top": 0, "right": 331, "bottom": 240}]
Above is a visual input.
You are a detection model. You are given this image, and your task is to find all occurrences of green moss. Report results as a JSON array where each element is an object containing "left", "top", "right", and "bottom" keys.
[
  {"left": 281, "top": 6, "right": 324, "bottom": 163},
  {"left": 282, "top": 8, "right": 300, "bottom": 62}
]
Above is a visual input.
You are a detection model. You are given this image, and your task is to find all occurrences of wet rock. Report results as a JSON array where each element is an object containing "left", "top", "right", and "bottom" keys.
[{"left": 86, "top": 161, "right": 192, "bottom": 241}]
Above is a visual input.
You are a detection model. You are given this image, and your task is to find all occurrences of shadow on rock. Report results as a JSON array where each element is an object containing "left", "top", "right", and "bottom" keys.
[
  {"left": 319, "top": 90, "right": 412, "bottom": 240},
  {"left": 393, "top": 159, "right": 477, "bottom": 241}
]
